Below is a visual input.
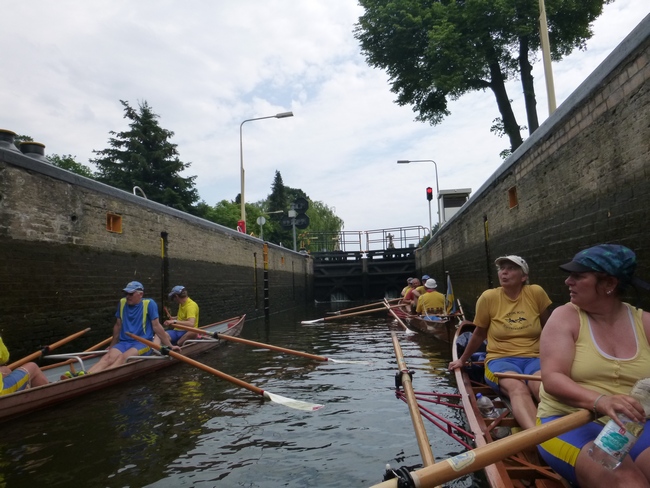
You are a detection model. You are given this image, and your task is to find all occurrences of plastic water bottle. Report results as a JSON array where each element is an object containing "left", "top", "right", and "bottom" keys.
[
  {"left": 476, "top": 393, "right": 510, "bottom": 439},
  {"left": 476, "top": 393, "right": 498, "bottom": 418},
  {"left": 589, "top": 379, "right": 650, "bottom": 470},
  {"left": 588, "top": 414, "right": 644, "bottom": 469}
]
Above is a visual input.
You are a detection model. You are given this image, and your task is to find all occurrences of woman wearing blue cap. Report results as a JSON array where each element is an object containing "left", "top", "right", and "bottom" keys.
[{"left": 537, "top": 244, "right": 650, "bottom": 487}]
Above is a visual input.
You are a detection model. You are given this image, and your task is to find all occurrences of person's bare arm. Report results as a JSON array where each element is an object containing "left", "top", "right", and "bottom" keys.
[
  {"left": 541, "top": 305, "right": 645, "bottom": 426},
  {"left": 448, "top": 325, "right": 487, "bottom": 370},
  {"left": 152, "top": 318, "right": 180, "bottom": 351}
]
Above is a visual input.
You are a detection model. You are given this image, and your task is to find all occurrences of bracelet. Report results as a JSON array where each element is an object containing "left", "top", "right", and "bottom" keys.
[
  {"left": 593, "top": 394, "right": 605, "bottom": 419},
  {"left": 173, "top": 320, "right": 177, "bottom": 325}
]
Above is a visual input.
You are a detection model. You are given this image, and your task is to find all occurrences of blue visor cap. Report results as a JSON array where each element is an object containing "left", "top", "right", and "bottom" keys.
[
  {"left": 559, "top": 244, "right": 636, "bottom": 283},
  {"left": 123, "top": 281, "right": 144, "bottom": 293},
  {"left": 168, "top": 285, "right": 185, "bottom": 298}
]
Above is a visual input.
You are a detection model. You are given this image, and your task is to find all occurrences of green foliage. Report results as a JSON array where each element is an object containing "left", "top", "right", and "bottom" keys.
[
  {"left": 355, "top": 0, "right": 611, "bottom": 152},
  {"left": 92, "top": 100, "right": 199, "bottom": 212},
  {"left": 49, "top": 154, "right": 95, "bottom": 178}
]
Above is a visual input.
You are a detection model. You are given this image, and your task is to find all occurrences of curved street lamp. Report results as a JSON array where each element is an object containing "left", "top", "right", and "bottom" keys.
[
  {"left": 239, "top": 111, "right": 294, "bottom": 229},
  {"left": 397, "top": 159, "right": 440, "bottom": 233}
]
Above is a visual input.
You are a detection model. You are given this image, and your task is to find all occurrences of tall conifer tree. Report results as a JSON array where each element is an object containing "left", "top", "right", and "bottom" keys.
[{"left": 93, "top": 100, "right": 199, "bottom": 212}]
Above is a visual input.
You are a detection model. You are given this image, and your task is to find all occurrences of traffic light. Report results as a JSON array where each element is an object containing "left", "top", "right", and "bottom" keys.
[{"left": 426, "top": 187, "right": 433, "bottom": 201}]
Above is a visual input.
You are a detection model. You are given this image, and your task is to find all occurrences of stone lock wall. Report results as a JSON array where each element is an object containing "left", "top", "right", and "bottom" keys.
[
  {"left": 417, "top": 16, "right": 650, "bottom": 317},
  {"left": 0, "top": 146, "right": 312, "bottom": 358}
]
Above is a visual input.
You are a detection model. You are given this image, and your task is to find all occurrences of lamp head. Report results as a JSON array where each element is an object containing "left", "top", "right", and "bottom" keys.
[{"left": 275, "top": 111, "right": 294, "bottom": 119}]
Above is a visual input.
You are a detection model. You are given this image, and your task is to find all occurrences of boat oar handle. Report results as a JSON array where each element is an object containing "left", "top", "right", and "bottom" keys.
[
  {"left": 371, "top": 409, "right": 593, "bottom": 488},
  {"left": 8, "top": 328, "right": 91, "bottom": 370}
]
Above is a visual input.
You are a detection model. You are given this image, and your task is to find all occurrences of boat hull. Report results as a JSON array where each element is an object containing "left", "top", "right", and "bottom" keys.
[
  {"left": 0, "top": 315, "right": 245, "bottom": 423},
  {"left": 406, "top": 315, "right": 458, "bottom": 343}
]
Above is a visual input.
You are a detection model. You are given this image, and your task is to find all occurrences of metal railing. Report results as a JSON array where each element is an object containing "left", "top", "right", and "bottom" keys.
[{"left": 301, "top": 226, "right": 429, "bottom": 253}]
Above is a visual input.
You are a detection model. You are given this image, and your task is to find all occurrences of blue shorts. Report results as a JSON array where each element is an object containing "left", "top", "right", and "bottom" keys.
[
  {"left": 1, "top": 368, "right": 30, "bottom": 395},
  {"left": 484, "top": 357, "right": 540, "bottom": 393},
  {"left": 537, "top": 416, "right": 650, "bottom": 486},
  {"left": 167, "top": 330, "right": 186, "bottom": 345},
  {"left": 113, "top": 340, "right": 151, "bottom": 356}
]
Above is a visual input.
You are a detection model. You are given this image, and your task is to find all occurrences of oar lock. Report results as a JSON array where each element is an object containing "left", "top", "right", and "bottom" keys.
[
  {"left": 394, "top": 369, "right": 415, "bottom": 389},
  {"left": 382, "top": 464, "right": 416, "bottom": 488}
]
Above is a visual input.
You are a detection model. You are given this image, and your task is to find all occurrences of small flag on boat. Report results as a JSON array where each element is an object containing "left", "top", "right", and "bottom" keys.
[{"left": 445, "top": 273, "right": 456, "bottom": 314}]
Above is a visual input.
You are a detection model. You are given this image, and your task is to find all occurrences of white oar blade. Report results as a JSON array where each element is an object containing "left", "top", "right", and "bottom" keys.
[
  {"left": 300, "top": 318, "right": 324, "bottom": 325},
  {"left": 263, "top": 391, "right": 324, "bottom": 411},
  {"left": 327, "top": 358, "right": 371, "bottom": 365}
]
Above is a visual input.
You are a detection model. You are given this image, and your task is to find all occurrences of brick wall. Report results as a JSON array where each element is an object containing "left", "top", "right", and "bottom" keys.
[
  {"left": 417, "top": 17, "right": 650, "bottom": 318},
  {"left": 0, "top": 147, "right": 312, "bottom": 358}
]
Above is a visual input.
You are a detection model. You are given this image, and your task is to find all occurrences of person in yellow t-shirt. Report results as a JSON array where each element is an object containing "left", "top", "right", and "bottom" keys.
[
  {"left": 163, "top": 286, "right": 200, "bottom": 346},
  {"left": 448, "top": 255, "right": 552, "bottom": 430},
  {"left": 416, "top": 278, "right": 445, "bottom": 315},
  {"left": 0, "top": 335, "right": 49, "bottom": 395}
]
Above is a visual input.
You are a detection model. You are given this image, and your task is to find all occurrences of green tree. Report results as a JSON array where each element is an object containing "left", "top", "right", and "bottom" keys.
[
  {"left": 355, "top": 0, "right": 609, "bottom": 153},
  {"left": 92, "top": 100, "right": 199, "bottom": 212},
  {"left": 49, "top": 154, "right": 95, "bottom": 178}
]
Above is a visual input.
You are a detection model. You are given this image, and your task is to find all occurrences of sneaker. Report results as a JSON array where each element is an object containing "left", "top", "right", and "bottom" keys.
[{"left": 60, "top": 370, "right": 87, "bottom": 380}]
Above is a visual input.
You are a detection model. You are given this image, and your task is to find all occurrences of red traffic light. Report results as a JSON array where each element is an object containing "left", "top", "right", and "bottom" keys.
[{"left": 426, "top": 187, "right": 433, "bottom": 201}]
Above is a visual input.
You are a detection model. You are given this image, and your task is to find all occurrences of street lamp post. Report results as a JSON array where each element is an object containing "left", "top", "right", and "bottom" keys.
[
  {"left": 239, "top": 111, "right": 293, "bottom": 231},
  {"left": 397, "top": 159, "right": 441, "bottom": 232}
]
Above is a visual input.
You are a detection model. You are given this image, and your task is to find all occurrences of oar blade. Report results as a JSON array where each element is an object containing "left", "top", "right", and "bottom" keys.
[
  {"left": 327, "top": 358, "right": 371, "bottom": 365},
  {"left": 263, "top": 391, "right": 324, "bottom": 411},
  {"left": 300, "top": 318, "right": 324, "bottom": 325}
]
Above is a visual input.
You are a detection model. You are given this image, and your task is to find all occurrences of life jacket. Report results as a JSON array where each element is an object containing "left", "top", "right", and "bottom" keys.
[{"left": 119, "top": 298, "right": 150, "bottom": 334}]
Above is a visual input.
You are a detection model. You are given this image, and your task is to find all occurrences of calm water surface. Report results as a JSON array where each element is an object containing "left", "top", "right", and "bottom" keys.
[{"left": 0, "top": 305, "right": 478, "bottom": 488}]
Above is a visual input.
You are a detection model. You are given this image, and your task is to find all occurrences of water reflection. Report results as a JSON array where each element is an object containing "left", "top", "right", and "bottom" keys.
[{"left": 0, "top": 307, "right": 477, "bottom": 487}]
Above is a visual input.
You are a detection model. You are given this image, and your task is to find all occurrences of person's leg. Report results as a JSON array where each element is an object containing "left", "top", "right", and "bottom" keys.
[
  {"left": 498, "top": 378, "right": 538, "bottom": 429},
  {"left": 575, "top": 442, "right": 649, "bottom": 487},
  {"left": 22, "top": 362, "right": 48, "bottom": 387},
  {"left": 485, "top": 358, "right": 537, "bottom": 430},
  {"left": 177, "top": 331, "right": 196, "bottom": 347},
  {"left": 87, "top": 347, "right": 122, "bottom": 374}
]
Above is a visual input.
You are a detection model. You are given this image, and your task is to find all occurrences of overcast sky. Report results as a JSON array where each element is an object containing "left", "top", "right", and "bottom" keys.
[{"left": 3, "top": 1, "right": 649, "bottom": 233}]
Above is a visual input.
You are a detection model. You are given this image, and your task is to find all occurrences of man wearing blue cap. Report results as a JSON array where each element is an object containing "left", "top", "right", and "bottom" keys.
[
  {"left": 163, "top": 286, "right": 200, "bottom": 346},
  {"left": 84, "top": 281, "right": 180, "bottom": 375}
]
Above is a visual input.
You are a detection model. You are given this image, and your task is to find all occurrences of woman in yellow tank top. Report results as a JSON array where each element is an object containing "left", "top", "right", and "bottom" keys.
[{"left": 537, "top": 244, "right": 650, "bottom": 487}]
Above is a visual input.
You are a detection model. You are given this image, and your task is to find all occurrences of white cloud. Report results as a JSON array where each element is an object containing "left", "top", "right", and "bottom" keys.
[{"left": 2, "top": 0, "right": 648, "bottom": 231}]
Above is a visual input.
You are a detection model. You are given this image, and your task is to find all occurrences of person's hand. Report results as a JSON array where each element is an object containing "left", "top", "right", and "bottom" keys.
[
  {"left": 596, "top": 394, "right": 646, "bottom": 426},
  {"left": 448, "top": 358, "right": 466, "bottom": 371},
  {"left": 171, "top": 345, "right": 181, "bottom": 353}
]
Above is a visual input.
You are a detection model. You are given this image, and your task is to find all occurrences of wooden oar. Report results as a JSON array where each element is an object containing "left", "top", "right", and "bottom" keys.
[
  {"left": 7, "top": 328, "right": 91, "bottom": 370},
  {"left": 383, "top": 298, "right": 412, "bottom": 332},
  {"left": 41, "top": 336, "right": 112, "bottom": 372},
  {"left": 391, "top": 332, "right": 437, "bottom": 469},
  {"left": 301, "top": 304, "right": 404, "bottom": 325},
  {"left": 494, "top": 372, "right": 541, "bottom": 381},
  {"left": 371, "top": 409, "right": 593, "bottom": 488},
  {"left": 172, "top": 324, "right": 370, "bottom": 364},
  {"left": 125, "top": 333, "right": 324, "bottom": 412},
  {"left": 326, "top": 298, "right": 402, "bottom": 315}
]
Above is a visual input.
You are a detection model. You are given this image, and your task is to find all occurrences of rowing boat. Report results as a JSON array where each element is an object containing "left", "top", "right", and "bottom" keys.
[
  {"left": 0, "top": 315, "right": 245, "bottom": 423},
  {"left": 406, "top": 313, "right": 462, "bottom": 343},
  {"left": 452, "top": 322, "right": 567, "bottom": 487}
]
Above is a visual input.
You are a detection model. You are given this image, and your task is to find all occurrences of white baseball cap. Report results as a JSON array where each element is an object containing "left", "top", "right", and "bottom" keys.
[{"left": 495, "top": 255, "right": 529, "bottom": 275}]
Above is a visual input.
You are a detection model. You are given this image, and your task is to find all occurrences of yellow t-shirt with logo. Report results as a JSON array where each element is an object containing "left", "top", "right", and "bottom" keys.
[
  {"left": 416, "top": 290, "right": 445, "bottom": 314},
  {"left": 474, "top": 284, "right": 551, "bottom": 362}
]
